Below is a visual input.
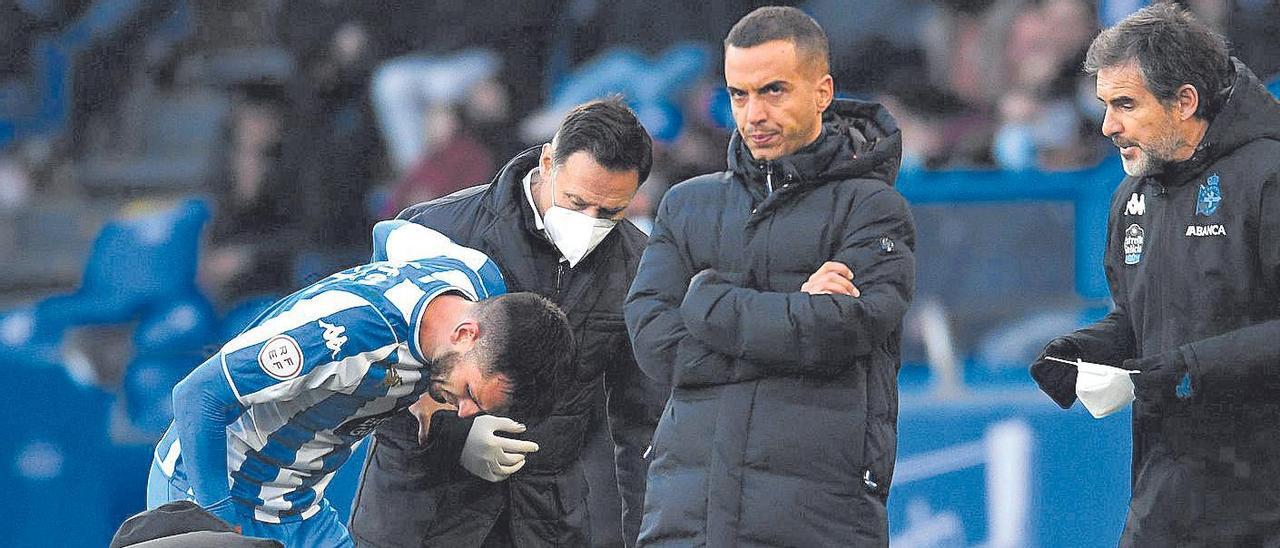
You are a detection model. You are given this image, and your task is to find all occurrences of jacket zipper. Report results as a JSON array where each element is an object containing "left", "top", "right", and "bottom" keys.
[
  {"left": 554, "top": 261, "right": 565, "bottom": 299},
  {"left": 765, "top": 161, "right": 774, "bottom": 194},
  {"left": 1149, "top": 180, "right": 1168, "bottom": 357}
]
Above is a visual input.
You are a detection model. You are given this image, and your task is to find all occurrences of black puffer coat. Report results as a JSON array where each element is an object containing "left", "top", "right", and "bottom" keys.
[
  {"left": 625, "top": 99, "right": 915, "bottom": 547},
  {"left": 1046, "top": 59, "right": 1280, "bottom": 547},
  {"left": 350, "top": 147, "right": 668, "bottom": 547}
]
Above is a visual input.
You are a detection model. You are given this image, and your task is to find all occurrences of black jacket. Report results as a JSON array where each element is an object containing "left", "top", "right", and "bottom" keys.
[
  {"left": 349, "top": 148, "right": 667, "bottom": 547},
  {"left": 624, "top": 99, "right": 915, "bottom": 547},
  {"left": 1047, "top": 60, "right": 1280, "bottom": 546}
]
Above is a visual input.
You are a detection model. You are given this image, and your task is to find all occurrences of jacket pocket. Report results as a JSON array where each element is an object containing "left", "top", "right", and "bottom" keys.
[{"left": 574, "top": 311, "right": 626, "bottom": 381}]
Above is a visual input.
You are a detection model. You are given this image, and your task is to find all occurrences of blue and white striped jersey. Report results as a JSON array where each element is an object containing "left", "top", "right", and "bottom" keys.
[{"left": 153, "top": 221, "right": 505, "bottom": 523}]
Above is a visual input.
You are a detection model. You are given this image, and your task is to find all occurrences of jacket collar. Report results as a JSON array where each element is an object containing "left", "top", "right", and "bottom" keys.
[
  {"left": 1154, "top": 58, "right": 1280, "bottom": 187},
  {"left": 478, "top": 146, "right": 626, "bottom": 293},
  {"left": 479, "top": 147, "right": 559, "bottom": 289},
  {"left": 726, "top": 98, "right": 902, "bottom": 199}
]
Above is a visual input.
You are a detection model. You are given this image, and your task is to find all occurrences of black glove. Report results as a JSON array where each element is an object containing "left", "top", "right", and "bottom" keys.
[
  {"left": 1029, "top": 337, "right": 1082, "bottom": 409},
  {"left": 1124, "top": 351, "right": 1191, "bottom": 403}
]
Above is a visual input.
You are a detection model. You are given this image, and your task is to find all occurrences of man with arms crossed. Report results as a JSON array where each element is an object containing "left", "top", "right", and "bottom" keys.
[{"left": 626, "top": 7, "right": 915, "bottom": 546}]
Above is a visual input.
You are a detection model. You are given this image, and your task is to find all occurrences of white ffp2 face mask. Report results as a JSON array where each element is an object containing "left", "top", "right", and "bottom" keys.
[
  {"left": 542, "top": 169, "right": 617, "bottom": 267},
  {"left": 1073, "top": 360, "right": 1138, "bottom": 419}
]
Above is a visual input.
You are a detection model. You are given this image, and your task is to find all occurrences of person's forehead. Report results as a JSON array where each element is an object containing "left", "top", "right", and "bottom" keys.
[
  {"left": 1096, "top": 63, "right": 1152, "bottom": 99},
  {"left": 555, "top": 151, "right": 640, "bottom": 204},
  {"left": 724, "top": 40, "right": 806, "bottom": 87}
]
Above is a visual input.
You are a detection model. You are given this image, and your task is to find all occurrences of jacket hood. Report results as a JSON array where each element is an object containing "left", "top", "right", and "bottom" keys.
[
  {"left": 1163, "top": 58, "right": 1280, "bottom": 185},
  {"left": 727, "top": 98, "right": 903, "bottom": 189}
]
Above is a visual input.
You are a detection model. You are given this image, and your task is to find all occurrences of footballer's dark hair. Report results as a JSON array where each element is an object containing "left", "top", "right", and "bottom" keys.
[
  {"left": 551, "top": 97, "right": 653, "bottom": 183},
  {"left": 471, "top": 292, "right": 574, "bottom": 421},
  {"left": 1084, "top": 3, "right": 1233, "bottom": 120},
  {"left": 725, "top": 6, "right": 830, "bottom": 74}
]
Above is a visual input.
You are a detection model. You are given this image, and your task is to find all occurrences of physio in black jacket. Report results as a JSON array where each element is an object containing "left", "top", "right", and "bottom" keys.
[
  {"left": 1030, "top": 4, "right": 1280, "bottom": 546},
  {"left": 350, "top": 99, "right": 668, "bottom": 547},
  {"left": 626, "top": 7, "right": 915, "bottom": 547}
]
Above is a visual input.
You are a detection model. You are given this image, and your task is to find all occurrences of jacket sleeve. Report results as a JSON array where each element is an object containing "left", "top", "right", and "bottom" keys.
[
  {"left": 1061, "top": 195, "right": 1138, "bottom": 364},
  {"left": 624, "top": 193, "right": 696, "bottom": 385},
  {"left": 603, "top": 331, "right": 667, "bottom": 546},
  {"left": 1177, "top": 173, "right": 1280, "bottom": 391},
  {"left": 1062, "top": 307, "right": 1137, "bottom": 365},
  {"left": 677, "top": 188, "right": 915, "bottom": 373}
]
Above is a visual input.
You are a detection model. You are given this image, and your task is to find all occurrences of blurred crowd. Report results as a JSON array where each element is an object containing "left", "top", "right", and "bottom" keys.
[
  {"left": 0, "top": 0, "right": 1278, "bottom": 412},
  {"left": 3, "top": 0, "right": 1279, "bottom": 306},
  {"left": 0, "top": 2, "right": 1277, "bottom": 539}
]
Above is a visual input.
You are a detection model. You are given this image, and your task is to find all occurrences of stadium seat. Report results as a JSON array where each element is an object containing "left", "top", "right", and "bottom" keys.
[
  {"left": 0, "top": 198, "right": 210, "bottom": 368},
  {"left": 522, "top": 42, "right": 711, "bottom": 142},
  {"left": 0, "top": 361, "right": 114, "bottom": 546},
  {"left": 76, "top": 91, "right": 230, "bottom": 194}
]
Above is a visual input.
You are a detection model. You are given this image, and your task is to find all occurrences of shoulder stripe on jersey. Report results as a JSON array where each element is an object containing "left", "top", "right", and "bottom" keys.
[
  {"left": 410, "top": 256, "right": 505, "bottom": 299},
  {"left": 406, "top": 282, "right": 471, "bottom": 364},
  {"left": 220, "top": 352, "right": 244, "bottom": 403},
  {"left": 237, "top": 342, "right": 400, "bottom": 406},
  {"left": 157, "top": 439, "right": 181, "bottom": 477},
  {"left": 372, "top": 220, "right": 494, "bottom": 273},
  {"left": 421, "top": 270, "right": 480, "bottom": 301},
  {"left": 223, "top": 290, "right": 371, "bottom": 355},
  {"left": 384, "top": 279, "right": 427, "bottom": 326}
]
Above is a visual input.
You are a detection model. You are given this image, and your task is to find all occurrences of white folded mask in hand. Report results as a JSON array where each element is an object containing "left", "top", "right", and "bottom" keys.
[{"left": 1047, "top": 356, "right": 1140, "bottom": 419}]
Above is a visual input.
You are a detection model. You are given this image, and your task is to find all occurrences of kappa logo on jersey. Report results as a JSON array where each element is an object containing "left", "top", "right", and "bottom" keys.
[
  {"left": 258, "top": 335, "right": 304, "bottom": 380},
  {"left": 318, "top": 319, "right": 348, "bottom": 359},
  {"left": 1185, "top": 224, "right": 1227, "bottom": 237},
  {"left": 1123, "top": 223, "right": 1145, "bottom": 265},
  {"left": 1125, "top": 192, "right": 1145, "bottom": 216},
  {"left": 1196, "top": 173, "right": 1222, "bottom": 216}
]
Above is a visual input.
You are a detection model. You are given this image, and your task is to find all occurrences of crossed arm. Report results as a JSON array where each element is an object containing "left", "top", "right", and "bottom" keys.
[{"left": 626, "top": 188, "right": 916, "bottom": 386}]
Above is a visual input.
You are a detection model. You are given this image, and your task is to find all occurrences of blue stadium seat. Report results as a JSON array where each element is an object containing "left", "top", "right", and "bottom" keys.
[
  {"left": 0, "top": 362, "right": 115, "bottom": 546},
  {"left": 77, "top": 91, "right": 231, "bottom": 194},
  {"left": 126, "top": 295, "right": 221, "bottom": 436},
  {"left": 132, "top": 295, "right": 219, "bottom": 355},
  {"left": 527, "top": 42, "right": 711, "bottom": 142},
  {"left": 218, "top": 296, "right": 277, "bottom": 342}
]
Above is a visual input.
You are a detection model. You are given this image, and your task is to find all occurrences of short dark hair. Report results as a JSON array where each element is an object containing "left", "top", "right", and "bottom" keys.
[
  {"left": 1083, "top": 3, "right": 1233, "bottom": 120},
  {"left": 724, "top": 6, "right": 830, "bottom": 74},
  {"left": 552, "top": 97, "right": 653, "bottom": 183},
  {"left": 472, "top": 292, "right": 574, "bottom": 421}
]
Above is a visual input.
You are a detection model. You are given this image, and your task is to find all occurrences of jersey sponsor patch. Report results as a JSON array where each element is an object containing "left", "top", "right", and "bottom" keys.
[
  {"left": 258, "top": 335, "right": 304, "bottom": 380},
  {"left": 1123, "top": 223, "right": 1144, "bottom": 265}
]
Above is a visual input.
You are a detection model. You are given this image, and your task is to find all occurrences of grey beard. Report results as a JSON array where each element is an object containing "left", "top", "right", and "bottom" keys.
[{"left": 1123, "top": 113, "right": 1189, "bottom": 177}]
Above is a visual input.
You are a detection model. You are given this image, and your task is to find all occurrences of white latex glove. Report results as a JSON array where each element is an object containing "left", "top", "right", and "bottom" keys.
[{"left": 460, "top": 415, "right": 540, "bottom": 482}]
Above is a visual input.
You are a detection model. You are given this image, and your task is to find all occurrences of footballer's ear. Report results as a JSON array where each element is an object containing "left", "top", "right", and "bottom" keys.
[{"left": 450, "top": 319, "right": 480, "bottom": 349}]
